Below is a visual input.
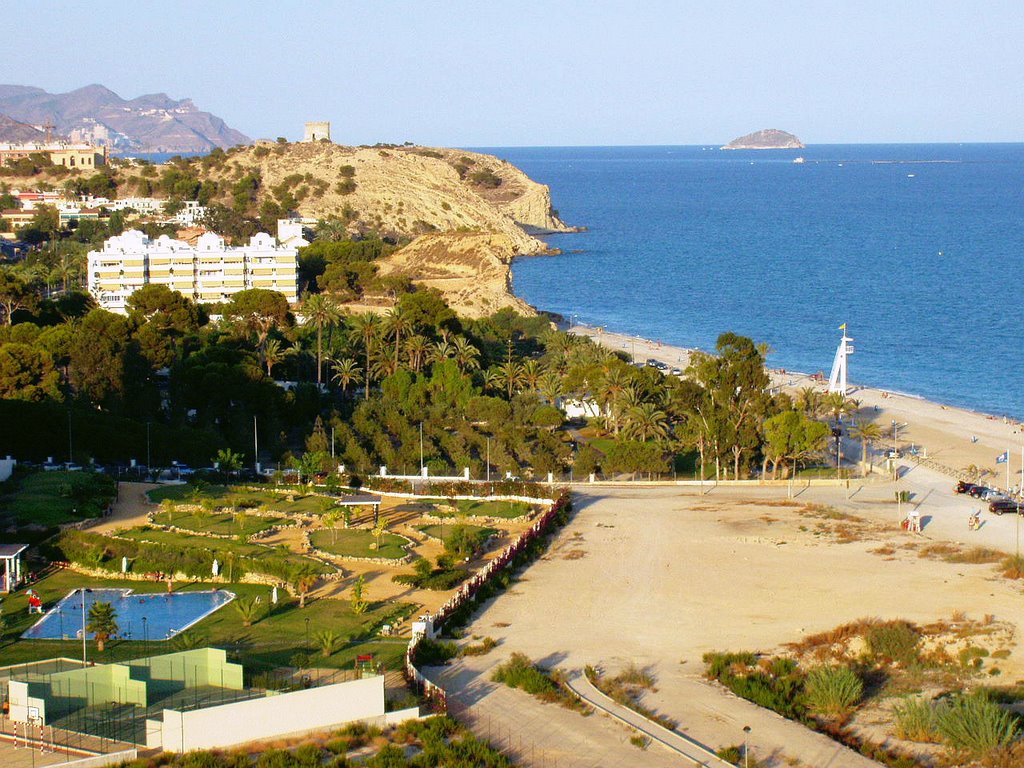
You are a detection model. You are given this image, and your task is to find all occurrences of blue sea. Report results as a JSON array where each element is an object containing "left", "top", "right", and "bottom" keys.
[{"left": 493, "top": 144, "right": 1024, "bottom": 418}]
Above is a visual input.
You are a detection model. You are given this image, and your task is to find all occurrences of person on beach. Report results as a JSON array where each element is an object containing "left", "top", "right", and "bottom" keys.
[
  {"left": 907, "top": 508, "right": 921, "bottom": 533},
  {"left": 968, "top": 511, "right": 981, "bottom": 530}
]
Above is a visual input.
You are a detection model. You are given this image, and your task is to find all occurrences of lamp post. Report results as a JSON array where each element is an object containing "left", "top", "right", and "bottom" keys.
[
  {"left": 419, "top": 422, "right": 424, "bottom": 474},
  {"left": 80, "top": 588, "right": 92, "bottom": 666},
  {"left": 486, "top": 436, "right": 490, "bottom": 484},
  {"left": 743, "top": 725, "right": 751, "bottom": 768},
  {"left": 142, "top": 616, "right": 148, "bottom": 660}
]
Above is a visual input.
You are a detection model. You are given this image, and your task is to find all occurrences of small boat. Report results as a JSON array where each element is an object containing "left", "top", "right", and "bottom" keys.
[{"left": 792, "top": 156, "right": 805, "bottom": 164}]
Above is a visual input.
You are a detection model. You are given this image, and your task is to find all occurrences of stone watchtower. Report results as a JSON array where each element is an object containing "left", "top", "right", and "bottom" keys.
[{"left": 303, "top": 121, "right": 331, "bottom": 143}]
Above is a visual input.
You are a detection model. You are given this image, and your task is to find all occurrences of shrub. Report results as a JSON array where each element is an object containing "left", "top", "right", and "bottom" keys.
[
  {"left": 413, "top": 638, "right": 458, "bottom": 667},
  {"left": 492, "top": 652, "right": 559, "bottom": 698},
  {"left": 804, "top": 665, "right": 863, "bottom": 718},
  {"left": 469, "top": 168, "right": 502, "bottom": 188},
  {"left": 865, "top": 621, "right": 920, "bottom": 665},
  {"left": 933, "top": 692, "right": 1020, "bottom": 754},
  {"left": 460, "top": 636, "right": 497, "bottom": 657},
  {"left": 893, "top": 697, "right": 939, "bottom": 742}
]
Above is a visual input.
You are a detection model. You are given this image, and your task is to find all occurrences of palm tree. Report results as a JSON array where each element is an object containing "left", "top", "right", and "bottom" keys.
[
  {"left": 622, "top": 402, "right": 670, "bottom": 441},
  {"left": 823, "top": 392, "right": 858, "bottom": 423},
  {"left": 262, "top": 338, "right": 294, "bottom": 377},
  {"left": 302, "top": 294, "right": 340, "bottom": 386},
  {"left": 794, "top": 387, "right": 823, "bottom": 418},
  {"left": 849, "top": 421, "right": 883, "bottom": 474},
  {"left": 330, "top": 357, "right": 361, "bottom": 397},
  {"left": 233, "top": 596, "right": 264, "bottom": 627},
  {"left": 405, "top": 334, "right": 430, "bottom": 372},
  {"left": 598, "top": 367, "right": 629, "bottom": 434},
  {"left": 86, "top": 602, "right": 119, "bottom": 652},
  {"left": 537, "top": 371, "right": 564, "bottom": 405},
  {"left": 315, "top": 217, "right": 348, "bottom": 242},
  {"left": 315, "top": 629, "right": 343, "bottom": 657},
  {"left": 295, "top": 569, "right": 319, "bottom": 608},
  {"left": 492, "top": 361, "right": 525, "bottom": 400},
  {"left": 384, "top": 306, "right": 413, "bottom": 370},
  {"left": 348, "top": 313, "right": 381, "bottom": 399},
  {"left": 520, "top": 359, "right": 543, "bottom": 392},
  {"left": 452, "top": 336, "right": 480, "bottom": 373},
  {"left": 214, "top": 448, "right": 244, "bottom": 475},
  {"left": 430, "top": 339, "right": 455, "bottom": 365}
]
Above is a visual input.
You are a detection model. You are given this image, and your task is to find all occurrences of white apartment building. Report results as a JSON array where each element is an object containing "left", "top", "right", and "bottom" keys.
[{"left": 88, "top": 229, "right": 299, "bottom": 313}]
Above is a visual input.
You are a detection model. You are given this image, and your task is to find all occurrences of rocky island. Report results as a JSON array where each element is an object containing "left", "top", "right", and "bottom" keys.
[{"left": 721, "top": 128, "right": 804, "bottom": 150}]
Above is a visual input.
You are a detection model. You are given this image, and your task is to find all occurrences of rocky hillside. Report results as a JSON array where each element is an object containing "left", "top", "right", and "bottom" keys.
[
  {"left": 0, "top": 84, "right": 250, "bottom": 152},
  {"left": 375, "top": 232, "right": 537, "bottom": 319},
  {"left": 722, "top": 129, "right": 804, "bottom": 149},
  {"left": 196, "top": 141, "right": 574, "bottom": 254},
  {"left": 0, "top": 113, "right": 45, "bottom": 143}
]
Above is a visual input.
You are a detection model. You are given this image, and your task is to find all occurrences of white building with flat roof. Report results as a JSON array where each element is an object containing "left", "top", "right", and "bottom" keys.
[{"left": 88, "top": 228, "right": 298, "bottom": 313}]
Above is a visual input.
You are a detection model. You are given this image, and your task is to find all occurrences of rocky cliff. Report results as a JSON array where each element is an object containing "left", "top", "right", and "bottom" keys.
[
  {"left": 722, "top": 129, "right": 804, "bottom": 150},
  {"left": 376, "top": 233, "right": 536, "bottom": 319},
  {"left": 199, "top": 142, "right": 574, "bottom": 254}
]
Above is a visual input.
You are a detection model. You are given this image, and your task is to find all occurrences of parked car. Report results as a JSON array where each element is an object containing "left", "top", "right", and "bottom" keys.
[
  {"left": 955, "top": 480, "right": 978, "bottom": 495},
  {"left": 988, "top": 499, "right": 1021, "bottom": 515},
  {"left": 981, "top": 488, "right": 1008, "bottom": 502}
]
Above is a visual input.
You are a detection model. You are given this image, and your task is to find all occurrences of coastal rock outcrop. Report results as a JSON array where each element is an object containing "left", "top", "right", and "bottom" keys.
[
  {"left": 197, "top": 142, "right": 574, "bottom": 254},
  {"left": 375, "top": 233, "right": 537, "bottom": 319},
  {"left": 722, "top": 129, "right": 804, "bottom": 150}
]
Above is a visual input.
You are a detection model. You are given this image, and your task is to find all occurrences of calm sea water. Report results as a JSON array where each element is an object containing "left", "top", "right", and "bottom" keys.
[{"left": 492, "top": 145, "right": 1024, "bottom": 418}]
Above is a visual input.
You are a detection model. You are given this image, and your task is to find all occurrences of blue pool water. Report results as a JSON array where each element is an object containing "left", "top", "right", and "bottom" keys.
[
  {"left": 22, "top": 588, "right": 235, "bottom": 641},
  {"left": 496, "top": 144, "right": 1024, "bottom": 418}
]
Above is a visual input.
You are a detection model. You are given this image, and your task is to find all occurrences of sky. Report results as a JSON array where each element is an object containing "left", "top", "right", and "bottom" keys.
[{"left": 6, "top": 1, "right": 1023, "bottom": 146}]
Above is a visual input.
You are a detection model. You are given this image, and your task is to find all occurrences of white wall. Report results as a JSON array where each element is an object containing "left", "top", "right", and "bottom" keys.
[
  {"left": 0, "top": 456, "right": 15, "bottom": 483},
  {"left": 157, "top": 675, "right": 387, "bottom": 752}
]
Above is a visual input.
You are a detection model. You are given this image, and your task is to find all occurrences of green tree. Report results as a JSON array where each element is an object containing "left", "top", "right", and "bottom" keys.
[
  {"left": 348, "top": 313, "right": 381, "bottom": 399},
  {"left": 301, "top": 293, "right": 340, "bottom": 386},
  {"left": 330, "top": 356, "right": 361, "bottom": 396},
  {"left": 849, "top": 421, "right": 883, "bottom": 474},
  {"left": 0, "top": 343, "right": 62, "bottom": 401},
  {"left": 762, "top": 410, "right": 830, "bottom": 479},
  {"left": 214, "top": 448, "right": 244, "bottom": 474},
  {"left": 86, "top": 601, "right": 119, "bottom": 652},
  {"left": 224, "top": 289, "right": 291, "bottom": 364},
  {"left": 0, "top": 269, "right": 35, "bottom": 326},
  {"left": 68, "top": 309, "right": 133, "bottom": 407},
  {"left": 350, "top": 574, "right": 368, "bottom": 615}
]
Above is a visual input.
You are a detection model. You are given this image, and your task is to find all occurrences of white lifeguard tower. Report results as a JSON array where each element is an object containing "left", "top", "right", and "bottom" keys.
[{"left": 827, "top": 324, "right": 855, "bottom": 396}]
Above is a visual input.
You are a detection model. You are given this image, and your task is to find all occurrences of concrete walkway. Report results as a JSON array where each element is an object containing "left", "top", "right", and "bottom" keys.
[{"left": 566, "top": 673, "right": 734, "bottom": 767}]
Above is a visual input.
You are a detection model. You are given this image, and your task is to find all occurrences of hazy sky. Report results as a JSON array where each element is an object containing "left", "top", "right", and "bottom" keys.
[{"left": 7, "top": 1, "right": 1022, "bottom": 146}]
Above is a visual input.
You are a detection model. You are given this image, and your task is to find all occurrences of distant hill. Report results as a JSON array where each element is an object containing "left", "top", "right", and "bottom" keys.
[
  {"left": 0, "top": 112, "right": 46, "bottom": 143},
  {"left": 722, "top": 129, "right": 804, "bottom": 150},
  {"left": 0, "top": 84, "right": 250, "bottom": 153}
]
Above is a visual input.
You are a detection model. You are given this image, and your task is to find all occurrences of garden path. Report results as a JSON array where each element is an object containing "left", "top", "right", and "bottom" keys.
[{"left": 86, "top": 481, "right": 160, "bottom": 534}]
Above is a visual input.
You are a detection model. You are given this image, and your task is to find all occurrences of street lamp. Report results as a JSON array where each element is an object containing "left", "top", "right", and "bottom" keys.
[
  {"left": 419, "top": 422, "right": 424, "bottom": 474},
  {"left": 80, "top": 588, "right": 92, "bottom": 666},
  {"left": 304, "top": 617, "right": 311, "bottom": 662},
  {"left": 743, "top": 725, "right": 751, "bottom": 768}
]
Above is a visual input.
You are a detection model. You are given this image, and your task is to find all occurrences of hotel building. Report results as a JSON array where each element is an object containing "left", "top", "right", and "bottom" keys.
[{"left": 88, "top": 229, "right": 299, "bottom": 313}]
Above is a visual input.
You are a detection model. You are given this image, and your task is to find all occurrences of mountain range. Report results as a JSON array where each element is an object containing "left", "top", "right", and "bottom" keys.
[{"left": 0, "top": 84, "right": 250, "bottom": 153}]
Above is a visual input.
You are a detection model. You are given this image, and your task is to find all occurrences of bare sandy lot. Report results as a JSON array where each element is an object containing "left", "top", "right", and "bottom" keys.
[{"left": 441, "top": 486, "right": 1024, "bottom": 766}]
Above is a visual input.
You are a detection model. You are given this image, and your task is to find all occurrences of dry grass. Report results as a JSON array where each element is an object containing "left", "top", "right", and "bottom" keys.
[{"left": 917, "top": 543, "right": 1003, "bottom": 565}]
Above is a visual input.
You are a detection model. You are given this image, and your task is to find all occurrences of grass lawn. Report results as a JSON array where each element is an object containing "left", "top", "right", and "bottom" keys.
[
  {"left": 588, "top": 437, "right": 616, "bottom": 455},
  {"left": 419, "top": 499, "right": 531, "bottom": 519},
  {"left": 147, "top": 484, "right": 230, "bottom": 503},
  {"left": 147, "top": 484, "right": 332, "bottom": 517},
  {"left": 115, "top": 527, "right": 329, "bottom": 575},
  {"left": 0, "top": 470, "right": 116, "bottom": 527},
  {"left": 152, "top": 510, "right": 288, "bottom": 536},
  {"left": 0, "top": 569, "right": 413, "bottom": 671},
  {"left": 794, "top": 466, "right": 843, "bottom": 479},
  {"left": 416, "top": 524, "right": 497, "bottom": 546},
  {"left": 309, "top": 528, "right": 409, "bottom": 560}
]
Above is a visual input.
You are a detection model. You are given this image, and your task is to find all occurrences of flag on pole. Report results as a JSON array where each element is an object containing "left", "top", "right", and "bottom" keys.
[
  {"left": 996, "top": 451, "right": 1009, "bottom": 464},
  {"left": 839, "top": 323, "right": 847, "bottom": 330}
]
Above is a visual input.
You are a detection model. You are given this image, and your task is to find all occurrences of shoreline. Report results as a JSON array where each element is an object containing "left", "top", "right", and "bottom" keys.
[{"left": 565, "top": 321, "right": 1024, "bottom": 488}]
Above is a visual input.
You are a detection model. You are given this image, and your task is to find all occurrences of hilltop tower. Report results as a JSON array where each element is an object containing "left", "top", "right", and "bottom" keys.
[{"left": 303, "top": 121, "right": 331, "bottom": 143}]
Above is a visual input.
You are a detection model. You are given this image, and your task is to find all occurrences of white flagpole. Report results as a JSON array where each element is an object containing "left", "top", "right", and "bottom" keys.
[{"left": 1007, "top": 448, "right": 1011, "bottom": 490}]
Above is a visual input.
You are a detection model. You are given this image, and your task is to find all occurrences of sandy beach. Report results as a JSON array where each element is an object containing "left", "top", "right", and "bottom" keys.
[{"left": 569, "top": 324, "right": 1024, "bottom": 490}]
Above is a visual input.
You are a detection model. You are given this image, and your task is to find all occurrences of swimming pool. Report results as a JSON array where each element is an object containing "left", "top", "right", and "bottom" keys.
[{"left": 22, "top": 588, "right": 235, "bottom": 641}]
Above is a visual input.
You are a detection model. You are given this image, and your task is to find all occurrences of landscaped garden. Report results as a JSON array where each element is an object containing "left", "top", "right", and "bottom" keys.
[
  {"left": 310, "top": 528, "right": 410, "bottom": 560},
  {"left": 0, "top": 469, "right": 116, "bottom": 528},
  {"left": 416, "top": 524, "right": 497, "bottom": 558},
  {"left": 0, "top": 568, "right": 413, "bottom": 672},
  {"left": 152, "top": 508, "right": 289, "bottom": 537},
  {"left": 424, "top": 499, "right": 531, "bottom": 519}
]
